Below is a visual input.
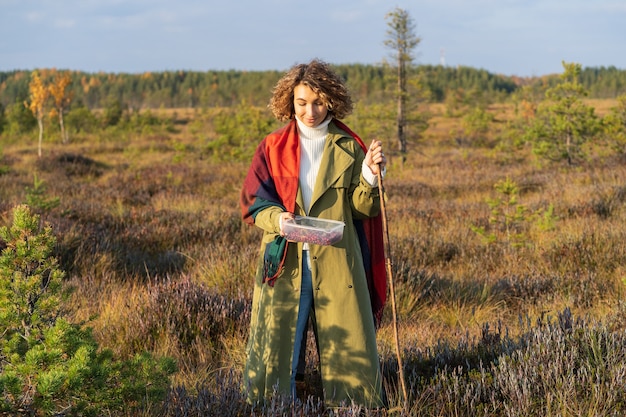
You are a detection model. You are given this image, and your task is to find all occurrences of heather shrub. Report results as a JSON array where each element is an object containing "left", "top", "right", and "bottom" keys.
[
  {"left": 0, "top": 147, "right": 9, "bottom": 177},
  {"left": 35, "top": 152, "right": 106, "bottom": 178},
  {"left": 157, "top": 309, "right": 626, "bottom": 417},
  {"left": 148, "top": 276, "right": 250, "bottom": 347},
  {"left": 489, "top": 309, "right": 626, "bottom": 416},
  {"left": 381, "top": 309, "right": 626, "bottom": 417},
  {"left": 114, "top": 276, "right": 250, "bottom": 372}
]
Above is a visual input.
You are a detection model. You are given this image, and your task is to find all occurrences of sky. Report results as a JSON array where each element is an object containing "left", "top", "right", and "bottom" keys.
[{"left": 1, "top": 0, "right": 625, "bottom": 78}]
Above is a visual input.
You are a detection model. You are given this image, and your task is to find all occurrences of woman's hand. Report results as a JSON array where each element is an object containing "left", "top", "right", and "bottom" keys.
[
  {"left": 364, "top": 140, "right": 387, "bottom": 176},
  {"left": 279, "top": 212, "right": 295, "bottom": 236}
]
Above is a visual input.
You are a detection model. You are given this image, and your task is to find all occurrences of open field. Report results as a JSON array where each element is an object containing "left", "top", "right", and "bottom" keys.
[{"left": 2, "top": 99, "right": 626, "bottom": 415}]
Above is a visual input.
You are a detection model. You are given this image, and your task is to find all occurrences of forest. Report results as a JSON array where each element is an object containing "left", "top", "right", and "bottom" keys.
[
  {"left": 1, "top": 58, "right": 626, "bottom": 416},
  {"left": 1, "top": 63, "right": 626, "bottom": 111}
]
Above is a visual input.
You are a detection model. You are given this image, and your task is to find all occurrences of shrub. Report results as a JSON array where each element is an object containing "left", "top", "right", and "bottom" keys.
[
  {"left": 102, "top": 98, "right": 124, "bottom": 128},
  {"left": 65, "top": 105, "right": 99, "bottom": 135},
  {"left": 4, "top": 101, "right": 37, "bottom": 136},
  {"left": 0, "top": 103, "right": 6, "bottom": 135},
  {"left": 207, "top": 103, "right": 278, "bottom": 162}
]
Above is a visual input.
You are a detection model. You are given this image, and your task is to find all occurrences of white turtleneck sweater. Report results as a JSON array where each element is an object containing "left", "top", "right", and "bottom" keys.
[
  {"left": 295, "top": 116, "right": 380, "bottom": 216},
  {"left": 297, "top": 116, "right": 331, "bottom": 214}
]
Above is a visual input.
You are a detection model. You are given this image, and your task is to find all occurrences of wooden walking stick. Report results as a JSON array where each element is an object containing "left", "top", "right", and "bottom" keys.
[{"left": 377, "top": 167, "right": 409, "bottom": 410}]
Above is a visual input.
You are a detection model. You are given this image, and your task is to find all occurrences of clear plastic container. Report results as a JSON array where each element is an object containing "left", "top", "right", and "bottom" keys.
[{"left": 282, "top": 216, "right": 345, "bottom": 246}]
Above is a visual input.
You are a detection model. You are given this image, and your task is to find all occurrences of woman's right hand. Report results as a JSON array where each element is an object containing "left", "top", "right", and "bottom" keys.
[
  {"left": 279, "top": 212, "right": 295, "bottom": 236},
  {"left": 364, "top": 140, "right": 387, "bottom": 176}
]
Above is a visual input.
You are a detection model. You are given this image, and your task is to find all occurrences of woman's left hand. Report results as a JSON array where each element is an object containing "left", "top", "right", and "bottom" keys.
[{"left": 365, "top": 140, "right": 386, "bottom": 175}]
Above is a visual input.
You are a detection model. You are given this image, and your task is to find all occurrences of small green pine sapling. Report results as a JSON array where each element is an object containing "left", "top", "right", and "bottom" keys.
[
  {"left": 25, "top": 172, "right": 60, "bottom": 213},
  {"left": 471, "top": 178, "right": 558, "bottom": 248},
  {"left": 0, "top": 205, "right": 176, "bottom": 415}
]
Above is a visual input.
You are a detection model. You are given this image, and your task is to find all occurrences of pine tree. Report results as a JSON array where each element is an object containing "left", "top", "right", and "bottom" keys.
[
  {"left": 524, "top": 62, "right": 600, "bottom": 164},
  {"left": 0, "top": 205, "right": 176, "bottom": 415},
  {"left": 384, "top": 7, "right": 421, "bottom": 159}
]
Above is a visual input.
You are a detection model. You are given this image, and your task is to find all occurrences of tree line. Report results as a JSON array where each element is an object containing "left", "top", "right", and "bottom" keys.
[
  {"left": 1, "top": 64, "right": 625, "bottom": 112},
  {"left": 3, "top": 61, "right": 622, "bottom": 170}
]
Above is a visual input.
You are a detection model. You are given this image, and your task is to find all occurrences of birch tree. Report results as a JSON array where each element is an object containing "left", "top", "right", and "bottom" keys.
[
  {"left": 48, "top": 71, "right": 73, "bottom": 144},
  {"left": 25, "top": 71, "right": 49, "bottom": 157}
]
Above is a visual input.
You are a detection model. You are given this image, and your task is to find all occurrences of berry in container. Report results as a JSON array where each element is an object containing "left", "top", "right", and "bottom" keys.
[{"left": 282, "top": 216, "right": 345, "bottom": 246}]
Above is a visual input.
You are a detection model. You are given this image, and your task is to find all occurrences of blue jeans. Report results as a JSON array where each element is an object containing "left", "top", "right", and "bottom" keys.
[{"left": 291, "top": 251, "right": 313, "bottom": 396}]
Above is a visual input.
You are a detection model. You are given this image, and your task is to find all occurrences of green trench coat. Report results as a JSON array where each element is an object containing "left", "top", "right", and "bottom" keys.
[{"left": 244, "top": 123, "right": 385, "bottom": 408}]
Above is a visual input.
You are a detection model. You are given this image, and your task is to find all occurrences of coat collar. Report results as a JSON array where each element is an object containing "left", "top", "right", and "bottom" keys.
[{"left": 296, "top": 121, "right": 357, "bottom": 213}]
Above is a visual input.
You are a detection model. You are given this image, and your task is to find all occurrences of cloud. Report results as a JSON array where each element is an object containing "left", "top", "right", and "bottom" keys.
[
  {"left": 54, "top": 18, "right": 76, "bottom": 29},
  {"left": 330, "top": 9, "right": 364, "bottom": 23},
  {"left": 24, "top": 11, "right": 44, "bottom": 23}
]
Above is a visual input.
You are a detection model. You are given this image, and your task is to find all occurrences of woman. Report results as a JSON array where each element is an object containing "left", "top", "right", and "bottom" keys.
[{"left": 240, "top": 59, "right": 387, "bottom": 408}]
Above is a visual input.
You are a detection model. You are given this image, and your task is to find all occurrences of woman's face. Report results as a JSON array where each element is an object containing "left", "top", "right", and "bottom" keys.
[{"left": 293, "top": 83, "right": 328, "bottom": 128}]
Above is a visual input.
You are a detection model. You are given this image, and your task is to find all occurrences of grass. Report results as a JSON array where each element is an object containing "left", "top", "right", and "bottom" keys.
[{"left": 2, "top": 101, "right": 626, "bottom": 415}]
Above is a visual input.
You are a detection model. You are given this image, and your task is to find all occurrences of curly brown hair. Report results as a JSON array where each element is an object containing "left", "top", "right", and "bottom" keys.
[{"left": 268, "top": 59, "right": 353, "bottom": 122}]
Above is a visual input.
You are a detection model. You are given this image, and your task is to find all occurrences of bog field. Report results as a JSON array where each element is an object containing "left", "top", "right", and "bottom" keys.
[{"left": 2, "top": 99, "right": 626, "bottom": 416}]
